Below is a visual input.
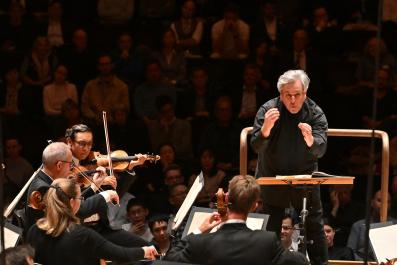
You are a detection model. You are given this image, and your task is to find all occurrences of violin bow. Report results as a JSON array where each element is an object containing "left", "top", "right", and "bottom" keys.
[{"left": 102, "top": 111, "right": 114, "bottom": 177}]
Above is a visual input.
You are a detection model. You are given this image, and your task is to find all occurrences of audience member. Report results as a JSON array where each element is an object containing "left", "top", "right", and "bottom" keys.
[
  {"left": 133, "top": 61, "right": 176, "bottom": 124},
  {"left": 20, "top": 36, "right": 58, "bottom": 116},
  {"left": 211, "top": 4, "right": 250, "bottom": 59},
  {"left": 154, "top": 29, "right": 187, "bottom": 87},
  {"left": 347, "top": 190, "right": 396, "bottom": 261},
  {"left": 170, "top": 0, "right": 203, "bottom": 56},
  {"left": 323, "top": 185, "right": 365, "bottom": 247},
  {"left": 199, "top": 96, "right": 241, "bottom": 172},
  {"left": 58, "top": 28, "right": 97, "bottom": 96},
  {"left": 122, "top": 198, "right": 153, "bottom": 242},
  {"left": 149, "top": 215, "right": 171, "bottom": 256},
  {"left": 168, "top": 183, "right": 188, "bottom": 215},
  {"left": 43, "top": 64, "right": 78, "bottom": 116},
  {"left": 189, "top": 148, "right": 226, "bottom": 207},
  {"left": 4, "top": 137, "right": 34, "bottom": 189},
  {"left": 251, "top": 1, "right": 289, "bottom": 53},
  {"left": 280, "top": 213, "right": 299, "bottom": 252},
  {"left": 38, "top": 1, "right": 70, "bottom": 48},
  {"left": 0, "top": 66, "right": 23, "bottom": 116},
  {"left": 111, "top": 32, "right": 145, "bottom": 88},
  {"left": 147, "top": 95, "right": 193, "bottom": 161},
  {"left": 81, "top": 54, "right": 129, "bottom": 124},
  {"left": 323, "top": 218, "right": 355, "bottom": 260}
]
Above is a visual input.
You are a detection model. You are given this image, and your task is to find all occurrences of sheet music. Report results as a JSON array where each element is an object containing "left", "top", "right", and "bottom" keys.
[
  {"left": 172, "top": 171, "right": 204, "bottom": 230},
  {"left": 0, "top": 223, "right": 22, "bottom": 251},
  {"left": 369, "top": 223, "right": 397, "bottom": 263},
  {"left": 276, "top": 175, "right": 312, "bottom": 179}
]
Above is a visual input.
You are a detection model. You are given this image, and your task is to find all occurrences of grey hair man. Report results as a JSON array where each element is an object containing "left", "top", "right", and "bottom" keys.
[{"left": 251, "top": 69, "right": 328, "bottom": 265}]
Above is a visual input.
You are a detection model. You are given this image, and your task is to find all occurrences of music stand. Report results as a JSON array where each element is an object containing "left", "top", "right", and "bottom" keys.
[{"left": 257, "top": 175, "right": 355, "bottom": 254}]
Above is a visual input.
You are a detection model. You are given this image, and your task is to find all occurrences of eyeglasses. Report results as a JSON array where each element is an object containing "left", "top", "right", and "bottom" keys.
[
  {"left": 74, "top": 140, "right": 93, "bottom": 148},
  {"left": 59, "top": 160, "right": 75, "bottom": 170},
  {"left": 74, "top": 196, "right": 85, "bottom": 201},
  {"left": 281, "top": 225, "right": 294, "bottom": 230}
]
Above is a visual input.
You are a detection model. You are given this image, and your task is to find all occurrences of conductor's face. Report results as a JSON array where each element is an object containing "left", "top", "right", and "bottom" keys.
[{"left": 280, "top": 80, "right": 306, "bottom": 114}]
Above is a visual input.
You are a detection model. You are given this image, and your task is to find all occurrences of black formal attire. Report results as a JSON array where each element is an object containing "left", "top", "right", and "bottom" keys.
[
  {"left": 26, "top": 223, "right": 144, "bottom": 265},
  {"left": 251, "top": 96, "right": 328, "bottom": 265},
  {"left": 25, "top": 170, "right": 148, "bottom": 248},
  {"left": 165, "top": 222, "right": 308, "bottom": 265},
  {"left": 328, "top": 246, "right": 355, "bottom": 260}
]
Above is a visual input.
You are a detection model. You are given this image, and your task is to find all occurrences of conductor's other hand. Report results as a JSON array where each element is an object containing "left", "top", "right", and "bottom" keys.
[
  {"left": 142, "top": 245, "right": 158, "bottom": 260},
  {"left": 199, "top": 212, "right": 222, "bottom": 233},
  {"left": 298, "top": 122, "right": 314, "bottom": 147},
  {"left": 261, "top": 108, "right": 280, "bottom": 138}
]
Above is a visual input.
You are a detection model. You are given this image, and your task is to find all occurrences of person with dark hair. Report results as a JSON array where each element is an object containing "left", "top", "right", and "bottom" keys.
[
  {"left": 165, "top": 175, "right": 308, "bottom": 265},
  {"left": 188, "top": 148, "right": 226, "bottom": 207},
  {"left": 211, "top": 3, "right": 250, "bottom": 59},
  {"left": 323, "top": 218, "right": 354, "bottom": 260},
  {"left": 148, "top": 214, "right": 171, "bottom": 256},
  {"left": 280, "top": 213, "right": 298, "bottom": 252},
  {"left": 122, "top": 198, "right": 153, "bottom": 242},
  {"left": 251, "top": 69, "right": 328, "bottom": 265},
  {"left": 147, "top": 95, "right": 193, "bottom": 161},
  {"left": 0, "top": 244, "right": 35, "bottom": 265},
  {"left": 26, "top": 178, "right": 157, "bottom": 265},
  {"left": 81, "top": 54, "right": 129, "bottom": 124},
  {"left": 133, "top": 61, "right": 176, "bottom": 124}
]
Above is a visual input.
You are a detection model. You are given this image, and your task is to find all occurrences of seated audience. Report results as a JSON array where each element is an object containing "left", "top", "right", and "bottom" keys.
[
  {"left": 323, "top": 218, "right": 354, "bottom": 260},
  {"left": 170, "top": 0, "right": 203, "bottom": 56},
  {"left": 211, "top": 4, "right": 250, "bottom": 59},
  {"left": 280, "top": 213, "right": 299, "bottom": 252},
  {"left": 149, "top": 215, "right": 172, "bottom": 256},
  {"left": 122, "top": 198, "right": 153, "bottom": 242}
]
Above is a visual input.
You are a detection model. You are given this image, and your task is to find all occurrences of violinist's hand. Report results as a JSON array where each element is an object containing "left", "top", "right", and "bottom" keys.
[
  {"left": 127, "top": 153, "right": 147, "bottom": 170},
  {"left": 100, "top": 175, "right": 117, "bottom": 189},
  {"left": 103, "top": 190, "right": 120, "bottom": 204},
  {"left": 199, "top": 212, "right": 222, "bottom": 233},
  {"left": 142, "top": 246, "right": 158, "bottom": 260},
  {"left": 91, "top": 166, "right": 107, "bottom": 191}
]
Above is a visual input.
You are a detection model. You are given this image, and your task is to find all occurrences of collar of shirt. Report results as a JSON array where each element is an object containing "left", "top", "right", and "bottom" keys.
[{"left": 224, "top": 219, "right": 246, "bottom": 224}]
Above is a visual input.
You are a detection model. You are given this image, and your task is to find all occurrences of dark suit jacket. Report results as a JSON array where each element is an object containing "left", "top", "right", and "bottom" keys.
[
  {"left": 25, "top": 170, "right": 107, "bottom": 232},
  {"left": 165, "top": 223, "right": 308, "bottom": 265}
]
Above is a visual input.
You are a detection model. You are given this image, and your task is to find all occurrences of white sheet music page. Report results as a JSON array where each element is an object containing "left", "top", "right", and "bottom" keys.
[
  {"left": 369, "top": 223, "right": 397, "bottom": 263},
  {"left": 172, "top": 171, "right": 204, "bottom": 230}
]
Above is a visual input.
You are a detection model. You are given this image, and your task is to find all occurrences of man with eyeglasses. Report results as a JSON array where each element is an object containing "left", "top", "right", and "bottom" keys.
[
  {"left": 280, "top": 214, "right": 298, "bottom": 252},
  {"left": 251, "top": 70, "right": 328, "bottom": 265},
  {"left": 25, "top": 142, "right": 119, "bottom": 234}
]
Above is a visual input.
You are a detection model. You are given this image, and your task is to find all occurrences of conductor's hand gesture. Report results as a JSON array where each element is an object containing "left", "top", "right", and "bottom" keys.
[
  {"left": 261, "top": 108, "right": 280, "bottom": 138},
  {"left": 298, "top": 122, "right": 314, "bottom": 147}
]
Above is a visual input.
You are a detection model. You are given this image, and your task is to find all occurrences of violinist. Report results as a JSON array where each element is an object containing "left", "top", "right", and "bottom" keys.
[
  {"left": 26, "top": 178, "right": 158, "bottom": 265},
  {"left": 64, "top": 123, "right": 152, "bottom": 249},
  {"left": 25, "top": 142, "right": 119, "bottom": 233},
  {"left": 165, "top": 175, "right": 308, "bottom": 265}
]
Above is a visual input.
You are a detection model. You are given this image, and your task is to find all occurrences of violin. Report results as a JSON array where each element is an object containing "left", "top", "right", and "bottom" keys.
[
  {"left": 215, "top": 188, "right": 228, "bottom": 222},
  {"left": 82, "top": 150, "right": 160, "bottom": 171}
]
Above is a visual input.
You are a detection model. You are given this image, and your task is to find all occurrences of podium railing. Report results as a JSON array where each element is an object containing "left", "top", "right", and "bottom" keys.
[{"left": 239, "top": 127, "right": 390, "bottom": 222}]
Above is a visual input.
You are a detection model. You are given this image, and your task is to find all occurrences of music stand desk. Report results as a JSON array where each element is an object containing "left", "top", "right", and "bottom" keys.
[{"left": 257, "top": 176, "right": 355, "bottom": 186}]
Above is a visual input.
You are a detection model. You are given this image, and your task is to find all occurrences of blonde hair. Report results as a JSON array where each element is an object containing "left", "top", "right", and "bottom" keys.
[
  {"left": 37, "top": 178, "right": 79, "bottom": 237},
  {"left": 228, "top": 175, "right": 260, "bottom": 214}
]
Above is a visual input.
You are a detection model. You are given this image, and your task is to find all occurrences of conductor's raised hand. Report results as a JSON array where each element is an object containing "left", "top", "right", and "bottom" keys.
[
  {"left": 298, "top": 122, "right": 314, "bottom": 147},
  {"left": 261, "top": 108, "right": 280, "bottom": 138},
  {"left": 142, "top": 245, "right": 158, "bottom": 260}
]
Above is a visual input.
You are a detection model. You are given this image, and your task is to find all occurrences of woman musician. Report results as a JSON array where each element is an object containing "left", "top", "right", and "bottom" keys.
[{"left": 26, "top": 178, "right": 158, "bottom": 265}]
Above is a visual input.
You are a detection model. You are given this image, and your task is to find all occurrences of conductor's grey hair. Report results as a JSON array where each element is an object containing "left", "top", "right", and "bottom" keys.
[
  {"left": 277, "top": 70, "right": 310, "bottom": 93},
  {"left": 42, "top": 142, "right": 70, "bottom": 165}
]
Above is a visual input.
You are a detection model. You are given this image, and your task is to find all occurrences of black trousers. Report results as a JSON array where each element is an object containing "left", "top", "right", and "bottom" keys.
[{"left": 263, "top": 187, "right": 328, "bottom": 265}]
